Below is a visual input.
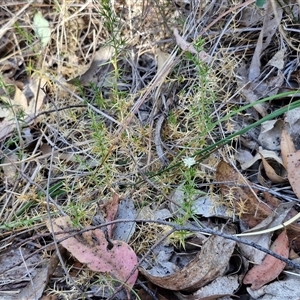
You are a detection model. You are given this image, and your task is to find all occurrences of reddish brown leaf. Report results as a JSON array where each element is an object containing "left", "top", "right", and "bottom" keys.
[
  {"left": 243, "top": 230, "right": 289, "bottom": 290},
  {"left": 102, "top": 193, "right": 120, "bottom": 238},
  {"left": 46, "top": 216, "right": 138, "bottom": 288}
]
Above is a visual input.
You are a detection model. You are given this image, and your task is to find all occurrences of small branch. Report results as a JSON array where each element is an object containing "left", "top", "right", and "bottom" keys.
[{"left": 65, "top": 218, "right": 300, "bottom": 270}]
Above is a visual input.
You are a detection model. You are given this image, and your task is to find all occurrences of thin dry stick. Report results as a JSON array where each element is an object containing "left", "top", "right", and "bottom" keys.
[{"left": 43, "top": 218, "right": 300, "bottom": 270}]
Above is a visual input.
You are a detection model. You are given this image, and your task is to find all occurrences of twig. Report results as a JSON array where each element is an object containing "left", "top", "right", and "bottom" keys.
[{"left": 136, "top": 279, "right": 159, "bottom": 300}]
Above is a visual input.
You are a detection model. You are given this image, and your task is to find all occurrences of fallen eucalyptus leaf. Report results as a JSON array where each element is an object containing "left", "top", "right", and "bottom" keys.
[
  {"left": 46, "top": 216, "right": 138, "bottom": 289},
  {"left": 139, "top": 235, "right": 236, "bottom": 292},
  {"left": 243, "top": 230, "right": 289, "bottom": 290}
]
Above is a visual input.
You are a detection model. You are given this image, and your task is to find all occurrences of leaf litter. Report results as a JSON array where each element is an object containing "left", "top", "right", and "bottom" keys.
[{"left": 3, "top": 0, "right": 300, "bottom": 299}]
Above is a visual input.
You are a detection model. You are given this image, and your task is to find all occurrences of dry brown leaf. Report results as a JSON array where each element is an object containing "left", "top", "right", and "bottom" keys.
[
  {"left": 281, "top": 128, "right": 296, "bottom": 170},
  {"left": 286, "top": 150, "right": 300, "bottom": 199},
  {"left": 284, "top": 107, "right": 300, "bottom": 139},
  {"left": 243, "top": 230, "right": 289, "bottom": 290},
  {"left": 2, "top": 153, "right": 18, "bottom": 184},
  {"left": 156, "top": 49, "right": 170, "bottom": 74},
  {"left": 173, "top": 28, "right": 197, "bottom": 54},
  {"left": 239, "top": 202, "right": 294, "bottom": 264},
  {"left": 259, "top": 154, "right": 287, "bottom": 183},
  {"left": 236, "top": 65, "right": 268, "bottom": 117},
  {"left": 40, "top": 296, "right": 58, "bottom": 300},
  {"left": 13, "top": 76, "right": 45, "bottom": 117},
  {"left": 216, "top": 161, "right": 273, "bottom": 227},
  {"left": 46, "top": 216, "right": 138, "bottom": 289},
  {"left": 137, "top": 289, "right": 169, "bottom": 300},
  {"left": 237, "top": 148, "right": 282, "bottom": 170},
  {"left": 0, "top": 247, "right": 48, "bottom": 300},
  {"left": 239, "top": 6, "right": 263, "bottom": 26},
  {"left": 263, "top": 192, "right": 300, "bottom": 252},
  {"left": 139, "top": 235, "right": 236, "bottom": 292},
  {"left": 112, "top": 197, "right": 136, "bottom": 242}
]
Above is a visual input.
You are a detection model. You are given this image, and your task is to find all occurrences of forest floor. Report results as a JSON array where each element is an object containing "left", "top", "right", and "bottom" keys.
[{"left": 1, "top": 0, "right": 300, "bottom": 299}]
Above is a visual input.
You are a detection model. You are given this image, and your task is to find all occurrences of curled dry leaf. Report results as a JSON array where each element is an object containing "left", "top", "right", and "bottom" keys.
[
  {"left": 243, "top": 230, "right": 289, "bottom": 290},
  {"left": 46, "top": 216, "right": 138, "bottom": 289},
  {"left": 139, "top": 235, "right": 236, "bottom": 292},
  {"left": 236, "top": 148, "right": 281, "bottom": 171},
  {"left": 259, "top": 153, "right": 287, "bottom": 183},
  {"left": 68, "top": 46, "right": 115, "bottom": 85},
  {"left": 216, "top": 161, "right": 300, "bottom": 251}
]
